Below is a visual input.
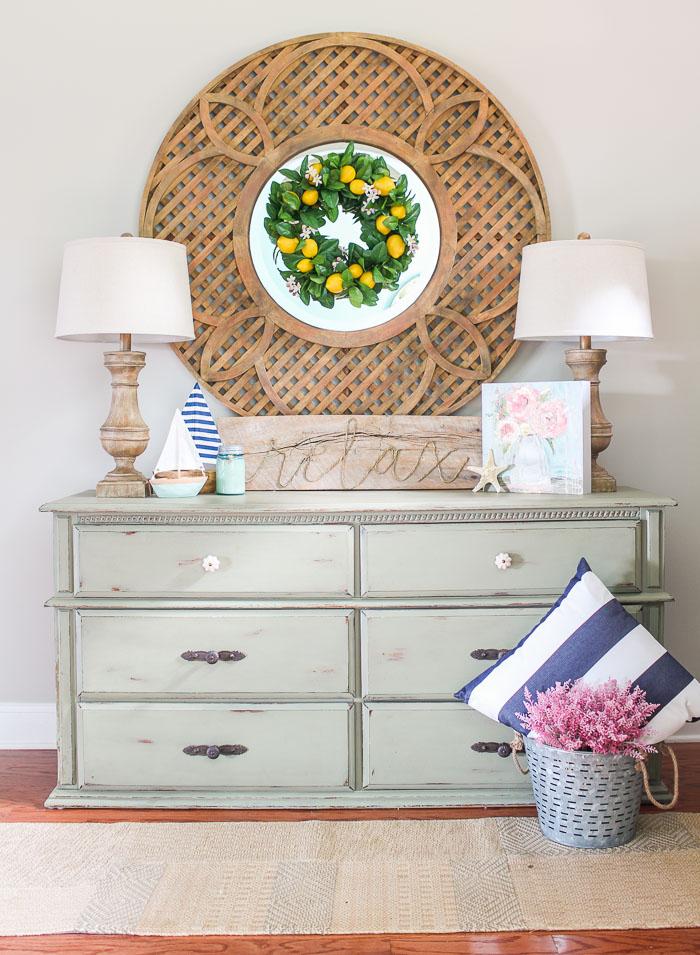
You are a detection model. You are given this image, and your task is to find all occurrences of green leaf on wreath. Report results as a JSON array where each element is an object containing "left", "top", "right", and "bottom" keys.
[
  {"left": 359, "top": 283, "right": 378, "bottom": 305},
  {"left": 281, "top": 252, "right": 304, "bottom": 269},
  {"left": 299, "top": 209, "right": 322, "bottom": 227},
  {"left": 373, "top": 242, "right": 389, "bottom": 264},
  {"left": 321, "top": 188, "right": 339, "bottom": 209},
  {"left": 299, "top": 285, "right": 310, "bottom": 306},
  {"left": 340, "top": 142, "right": 354, "bottom": 165},
  {"left": 282, "top": 191, "right": 300, "bottom": 211},
  {"left": 348, "top": 286, "right": 363, "bottom": 307},
  {"left": 275, "top": 222, "right": 297, "bottom": 238}
]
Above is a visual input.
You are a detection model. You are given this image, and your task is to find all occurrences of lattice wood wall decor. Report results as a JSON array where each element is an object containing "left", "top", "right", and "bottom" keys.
[{"left": 140, "top": 33, "right": 550, "bottom": 416}]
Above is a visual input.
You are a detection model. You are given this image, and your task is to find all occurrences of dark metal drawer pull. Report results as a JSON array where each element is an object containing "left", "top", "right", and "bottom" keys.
[
  {"left": 470, "top": 648, "right": 509, "bottom": 660},
  {"left": 471, "top": 741, "right": 512, "bottom": 758},
  {"left": 181, "top": 650, "right": 246, "bottom": 664},
  {"left": 183, "top": 744, "right": 248, "bottom": 759}
]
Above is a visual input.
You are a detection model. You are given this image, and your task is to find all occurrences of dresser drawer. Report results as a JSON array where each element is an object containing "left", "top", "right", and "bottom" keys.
[
  {"left": 78, "top": 610, "right": 353, "bottom": 697},
  {"left": 79, "top": 703, "right": 353, "bottom": 789},
  {"left": 361, "top": 521, "right": 640, "bottom": 597},
  {"left": 363, "top": 703, "right": 531, "bottom": 790},
  {"left": 75, "top": 525, "right": 354, "bottom": 597},
  {"left": 361, "top": 608, "right": 544, "bottom": 699}
]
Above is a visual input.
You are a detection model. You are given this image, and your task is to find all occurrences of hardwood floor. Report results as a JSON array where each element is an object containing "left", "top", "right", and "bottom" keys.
[{"left": 1, "top": 746, "right": 698, "bottom": 954}]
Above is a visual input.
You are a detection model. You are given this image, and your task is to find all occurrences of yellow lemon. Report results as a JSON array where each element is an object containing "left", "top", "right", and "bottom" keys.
[
  {"left": 386, "top": 234, "right": 405, "bottom": 259},
  {"left": 348, "top": 263, "right": 363, "bottom": 279},
  {"left": 390, "top": 204, "right": 406, "bottom": 219},
  {"left": 325, "top": 273, "right": 344, "bottom": 294},
  {"left": 340, "top": 164, "right": 355, "bottom": 183},
  {"left": 308, "top": 162, "right": 322, "bottom": 178},
  {"left": 297, "top": 258, "right": 313, "bottom": 273},
  {"left": 349, "top": 179, "right": 366, "bottom": 195},
  {"left": 374, "top": 176, "right": 396, "bottom": 196},
  {"left": 375, "top": 214, "right": 391, "bottom": 235},
  {"left": 276, "top": 236, "right": 299, "bottom": 254},
  {"left": 301, "top": 238, "right": 318, "bottom": 258},
  {"left": 359, "top": 271, "right": 375, "bottom": 289},
  {"left": 301, "top": 189, "right": 318, "bottom": 206}
]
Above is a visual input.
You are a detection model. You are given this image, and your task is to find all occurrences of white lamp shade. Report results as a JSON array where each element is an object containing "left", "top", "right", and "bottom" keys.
[
  {"left": 514, "top": 239, "right": 653, "bottom": 342},
  {"left": 55, "top": 236, "right": 195, "bottom": 343}
]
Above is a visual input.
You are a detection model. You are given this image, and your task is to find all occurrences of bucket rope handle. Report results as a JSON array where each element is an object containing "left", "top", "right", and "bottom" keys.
[
  {"left": 635, "top": 742, "right": 679, "bottom": 810},
  {"left": 510, "top": 733, "right": 529, "bottom": 775}
]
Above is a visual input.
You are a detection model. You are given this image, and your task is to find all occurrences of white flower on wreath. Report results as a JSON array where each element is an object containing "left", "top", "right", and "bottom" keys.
[
  {"left": 300, "top": 224, "right": 313, "bottom": 240},
  {"left": 363, "top": 183, "right": 380, "bottom": 203},
  {"left": 406, "top": 234, "right": 419, "bottom": 255},
  {"left": 306, "top": 169, "right": 322, "bottom": 186},
  {"left": 286, "top": 276, "right": 302, "bottom": 297}
]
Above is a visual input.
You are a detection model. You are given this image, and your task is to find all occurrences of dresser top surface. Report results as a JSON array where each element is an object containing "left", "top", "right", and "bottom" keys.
[{"left": 41, "top": 487, "right": 676, "bottom": 516}]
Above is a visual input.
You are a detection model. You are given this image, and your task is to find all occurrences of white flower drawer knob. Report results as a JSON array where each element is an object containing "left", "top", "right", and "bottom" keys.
[
  {"left": 202, "top": 555, "right": 220, "bottom": 573},
  {"left": 494, "top": 552, "right": 512, "bottom": 571}
]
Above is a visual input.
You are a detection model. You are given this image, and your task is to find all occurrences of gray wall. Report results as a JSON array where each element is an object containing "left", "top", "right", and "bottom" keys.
[{"left": 2, "top": 1, "right": 698, "bottom": 717}]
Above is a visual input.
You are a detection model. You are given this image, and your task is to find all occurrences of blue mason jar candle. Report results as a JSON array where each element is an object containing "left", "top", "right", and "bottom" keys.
[{"left": 216, "top": 445, "right": 245, "bottom": 495}]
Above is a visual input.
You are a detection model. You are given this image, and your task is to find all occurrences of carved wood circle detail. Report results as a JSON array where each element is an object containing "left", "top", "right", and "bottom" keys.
[{"left": 140, "top": 32, "right": 550, "bottom": 416}]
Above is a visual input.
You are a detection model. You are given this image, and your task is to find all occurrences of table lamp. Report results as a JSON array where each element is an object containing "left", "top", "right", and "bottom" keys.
[
  {"left": 55, "top": 235, "right": 195, "bottom": 497},
  {"left": 514, "top": 234, "right": 653, "bottom": 492}
]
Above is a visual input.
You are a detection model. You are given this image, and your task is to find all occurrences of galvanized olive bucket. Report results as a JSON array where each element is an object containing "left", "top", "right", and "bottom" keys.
[{"left": 522, "top": 737, "right": 644, "bottom": 849}]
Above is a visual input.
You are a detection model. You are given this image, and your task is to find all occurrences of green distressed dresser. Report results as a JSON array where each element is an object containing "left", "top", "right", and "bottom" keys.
[{"left": 41, "top": 488, "right": 674, "bottom": 808}]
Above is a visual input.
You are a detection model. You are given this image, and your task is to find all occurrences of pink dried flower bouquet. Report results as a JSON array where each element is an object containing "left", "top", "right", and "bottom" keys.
[{"left": 515, "top": 679, "right": 658, "bottom": 760}]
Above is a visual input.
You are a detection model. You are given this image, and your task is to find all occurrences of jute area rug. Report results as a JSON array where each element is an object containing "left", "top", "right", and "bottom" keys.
[{"left": 1, "top": 815, "right": 699, "bottom": 936}]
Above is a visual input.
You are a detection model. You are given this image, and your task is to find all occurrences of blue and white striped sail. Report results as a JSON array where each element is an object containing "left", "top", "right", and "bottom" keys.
[{"left": 181, "top": 382, "right": 221, "bottom": 464}]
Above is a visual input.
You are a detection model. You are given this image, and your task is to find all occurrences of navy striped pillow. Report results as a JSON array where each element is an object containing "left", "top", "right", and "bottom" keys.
[{"left": 454, "top": 558, "right": 700, "bottom": 743}]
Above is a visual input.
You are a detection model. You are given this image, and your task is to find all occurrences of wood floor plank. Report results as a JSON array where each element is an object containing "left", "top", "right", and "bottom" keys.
[
  {"left": 550, "top": 928, "right": 700, "bottom": 952},
  {"left": 0, "top": 935, "right": 394, "bottom": 954},
  {"left": 390, "top": 932, "right": 559, "bottom": 952}
]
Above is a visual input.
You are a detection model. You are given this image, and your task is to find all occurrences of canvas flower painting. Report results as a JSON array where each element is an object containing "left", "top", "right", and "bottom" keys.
[{"left": 482, "top": 381, "right": 591, "bottom": 493}]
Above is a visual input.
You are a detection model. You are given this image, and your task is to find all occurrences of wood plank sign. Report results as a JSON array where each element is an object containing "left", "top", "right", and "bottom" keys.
[{"left": 218, "top": 416, "right": 482, "bottom": 490}]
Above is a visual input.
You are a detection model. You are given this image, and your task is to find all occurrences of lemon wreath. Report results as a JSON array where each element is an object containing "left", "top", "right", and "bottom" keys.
[{"left": 263, "top": 142, "right": 420, "bottom": 310}]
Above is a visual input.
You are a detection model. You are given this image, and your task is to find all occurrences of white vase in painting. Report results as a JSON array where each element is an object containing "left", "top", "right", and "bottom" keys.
[{"left": 508, "top": 426, "right": 552, "bottom": 492}]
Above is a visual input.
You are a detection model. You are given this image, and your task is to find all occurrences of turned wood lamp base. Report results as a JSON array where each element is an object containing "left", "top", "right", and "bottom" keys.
[
  {"left": 96, "top": 333, "right": 150, "bottom": 498},
  {"left": 565, "top": 335, "right": 616, "bottom": 493}
]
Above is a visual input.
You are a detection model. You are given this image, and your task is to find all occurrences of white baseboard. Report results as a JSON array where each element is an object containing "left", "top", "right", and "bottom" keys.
[{"left": 0, "top": 703, "right": 57, "bottom": 749}]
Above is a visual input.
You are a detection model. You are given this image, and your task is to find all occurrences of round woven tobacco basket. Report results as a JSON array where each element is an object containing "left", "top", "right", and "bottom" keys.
[{"left": 140, "top": 32, "right": 550, "bottom": 416}]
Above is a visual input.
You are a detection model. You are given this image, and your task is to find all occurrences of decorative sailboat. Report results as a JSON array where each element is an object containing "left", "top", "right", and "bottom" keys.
[
  {"left": 150, "top": 409, "right": 207, "bottom": 498},
  {"left": 182, "top": 381, "right": 221, "bottom": 464}
]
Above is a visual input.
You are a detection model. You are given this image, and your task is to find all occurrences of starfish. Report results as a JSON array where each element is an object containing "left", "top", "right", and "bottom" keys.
[{"left": 468, "top": 450, "right": 508, "bottom": 493}]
